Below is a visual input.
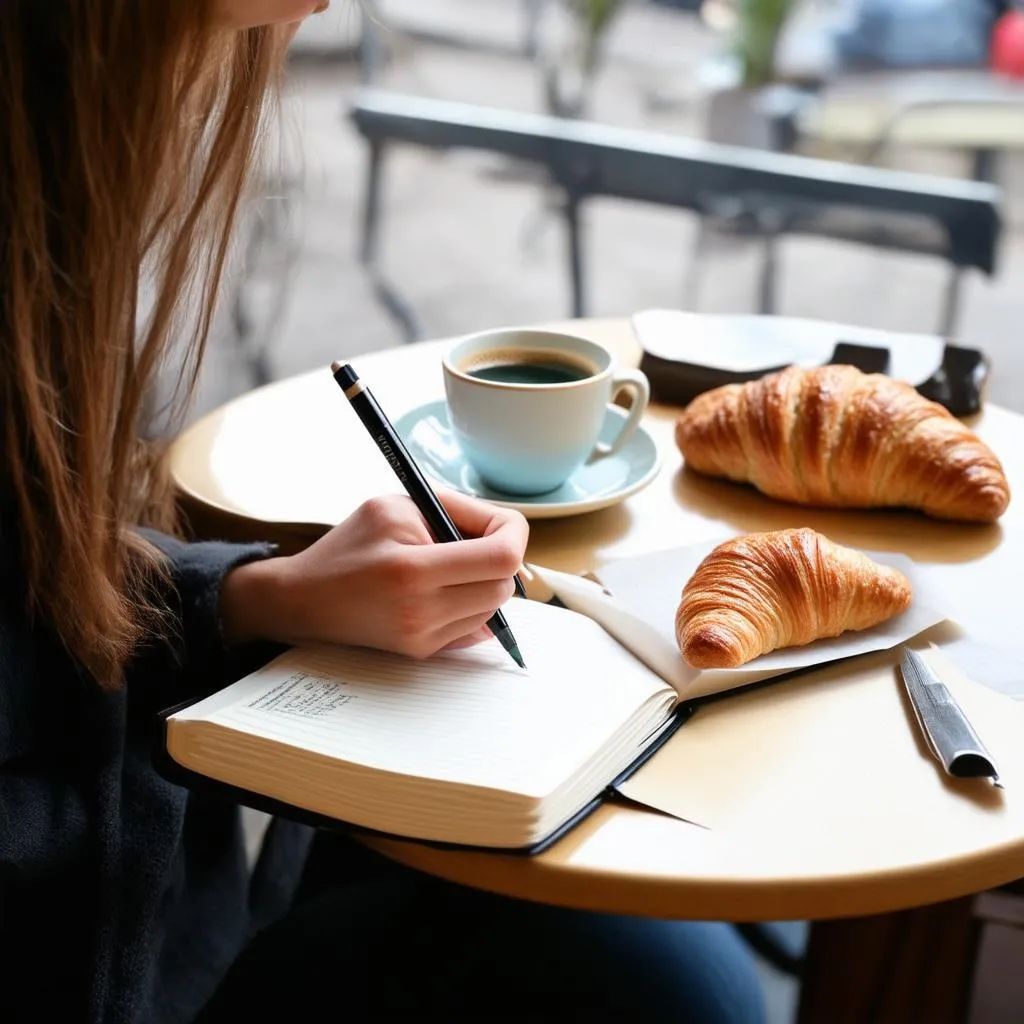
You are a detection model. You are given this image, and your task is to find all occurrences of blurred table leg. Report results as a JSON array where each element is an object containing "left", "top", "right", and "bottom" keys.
[{"left": 797, "top": 898, "right": 981, "bottom": 1024}]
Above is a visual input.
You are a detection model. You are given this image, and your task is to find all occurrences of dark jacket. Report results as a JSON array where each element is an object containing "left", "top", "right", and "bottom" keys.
[{"left": 0, "top": 529, "right": 314, "bottom": 1023}]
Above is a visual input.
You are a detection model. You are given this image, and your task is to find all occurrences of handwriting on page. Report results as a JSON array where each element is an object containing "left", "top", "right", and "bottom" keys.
[
  {"left": 247, "top": 673, "right": 356, "bottom": 718},
  {"left": 208, "top": 598, "right": 671, "bottom": 793}
]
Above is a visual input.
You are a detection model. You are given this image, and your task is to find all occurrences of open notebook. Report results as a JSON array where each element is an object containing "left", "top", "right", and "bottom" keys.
[
  {"left": 160, "top": 598, "right": 691, "bottom": 853},
  {"left": 160, "top": 542, "right": 944, "bottom": 853}
]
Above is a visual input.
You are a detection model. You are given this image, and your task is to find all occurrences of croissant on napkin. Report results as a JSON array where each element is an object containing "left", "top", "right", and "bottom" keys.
[
  {"left": 676, "top": 528, "right": 913, "bottom": 669},
  {"left": 674, "top": 365, "right": 1010, "bottom": 522}
]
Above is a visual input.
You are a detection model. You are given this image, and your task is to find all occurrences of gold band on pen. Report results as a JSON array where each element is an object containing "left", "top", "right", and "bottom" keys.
[{"left": 344, "top": 381, "right": 365, "bottom": 399}]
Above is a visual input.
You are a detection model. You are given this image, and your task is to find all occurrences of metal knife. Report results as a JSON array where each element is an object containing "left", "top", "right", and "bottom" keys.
[{"left": 899, "top": 647, "right": 1003, "bottom": 788}]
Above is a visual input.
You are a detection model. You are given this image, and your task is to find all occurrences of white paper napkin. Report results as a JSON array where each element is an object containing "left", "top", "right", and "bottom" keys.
[{"left": 530, "top": 535, "right": 946, "bottom": 702}]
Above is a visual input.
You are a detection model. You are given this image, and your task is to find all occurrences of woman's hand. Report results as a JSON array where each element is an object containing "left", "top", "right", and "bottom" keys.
[{"left": 219, "top": 490, "right": 528, "bottom": 659}]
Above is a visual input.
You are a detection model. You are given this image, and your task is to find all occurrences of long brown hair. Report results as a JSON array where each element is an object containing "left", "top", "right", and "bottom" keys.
[{"left": 0, "top": 3, "right": 288, "bottom": 687}]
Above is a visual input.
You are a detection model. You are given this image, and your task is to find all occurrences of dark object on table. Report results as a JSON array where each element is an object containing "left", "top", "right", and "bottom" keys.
[
  {"left": 916, "top": 345, "right": 990, "bottom": 418},
  {"left": 638, "top": 348, "right": 789, "bottom": 407},
  {"left": 638, "top": 340, "right": 988, "bottom": 418},
  {"left": 830, "top": 341, "right": 891, "bottom": 376}
]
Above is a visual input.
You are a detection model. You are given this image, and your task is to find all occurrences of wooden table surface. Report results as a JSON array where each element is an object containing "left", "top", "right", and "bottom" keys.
[{"left": 171, "top": 317, "right": 1024, "bottom": 923}]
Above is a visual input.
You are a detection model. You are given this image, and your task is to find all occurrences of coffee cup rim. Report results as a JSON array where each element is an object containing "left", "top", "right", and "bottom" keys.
[{"left": 442, "top": 328, "right": 613, "bottom": 392}]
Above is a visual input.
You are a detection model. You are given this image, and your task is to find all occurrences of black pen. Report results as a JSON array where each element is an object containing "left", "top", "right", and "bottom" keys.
[{"left": 330, "top": 361, "right": 526, "bottom": 669}]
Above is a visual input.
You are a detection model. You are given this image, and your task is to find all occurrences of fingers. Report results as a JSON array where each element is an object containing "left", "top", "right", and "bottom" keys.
[
  {"left": 414, "top": 494, "right": 529, "bottom": 587},
  {"left": 355, "top": 494, "right": 435, "bottom": 546},
  {"left": 441, "top": 625, "right": 495, "bottom": 651},
  {"left": 434, "top": 487, "right": 517, "bottom": 538},
  {"left": 437, "top": 488, "right": 530, "bottom": 547},
  {"left": 438, "top": 577, "right": 516, "bottom": 623},
  {"left": 357, "top": 492, "right": 527, "bottom": 589},
  {"left": 415, "top": 535, "right": 524, "bottom": 588},
  {"left": 397, "top": 578, "right": 514, "bottom": 658},
  {"left": 427, "top": 609, "right": 505, "bottom": 656}
]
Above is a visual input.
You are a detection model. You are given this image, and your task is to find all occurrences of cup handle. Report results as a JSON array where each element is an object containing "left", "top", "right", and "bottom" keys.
[{"left": 590, "top": 369, "right": 651, "bottom": 460}]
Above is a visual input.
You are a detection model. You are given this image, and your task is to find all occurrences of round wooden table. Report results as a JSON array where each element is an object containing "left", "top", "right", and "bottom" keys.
[{"left": 172, "top": 318, "right": 1024, "bottom": 1018}]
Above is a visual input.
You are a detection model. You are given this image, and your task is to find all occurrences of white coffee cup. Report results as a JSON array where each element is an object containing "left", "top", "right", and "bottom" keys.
[{"left": 441, "top": 328, "right": 650, "bottom": 495}]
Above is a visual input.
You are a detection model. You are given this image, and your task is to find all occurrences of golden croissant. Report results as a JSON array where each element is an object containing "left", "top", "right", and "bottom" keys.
[
  {"left": 675, "top": 365, "right": 1010, "bottom": 522},
  {"left": 676, "top": 528, "right": 913, "bottom": 669}
]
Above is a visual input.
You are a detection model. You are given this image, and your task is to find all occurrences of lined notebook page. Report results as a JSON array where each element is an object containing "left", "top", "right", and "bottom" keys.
[{"left": 174, "top": 599, "right": 672, "bottom": 797}]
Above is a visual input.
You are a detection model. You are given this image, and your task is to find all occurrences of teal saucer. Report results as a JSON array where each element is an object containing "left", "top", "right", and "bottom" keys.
[{"left": 393, "top": 400, "right": 662, "bottom": 519}]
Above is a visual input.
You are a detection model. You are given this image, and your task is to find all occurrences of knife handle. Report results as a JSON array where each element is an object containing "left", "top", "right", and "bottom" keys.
[{"left": 904, "top": 673, "right": 998, "bottom": 780}]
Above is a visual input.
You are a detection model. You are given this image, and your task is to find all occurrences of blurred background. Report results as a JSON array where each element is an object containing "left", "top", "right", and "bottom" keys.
[
  {"left": 192, "top": 0, "right": 1024, "bottom": 425},
  {"left": 189, "top": 4, "right": 1024, "bottom": 1020}
]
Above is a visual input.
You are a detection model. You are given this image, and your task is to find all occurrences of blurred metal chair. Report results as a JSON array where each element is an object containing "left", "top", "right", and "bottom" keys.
[
  {"left": 779, "top": 68, "right": 1024, "bottom": 333},
  {"left": 347, "top": 88, "right": 1001, "bottom": 342}
]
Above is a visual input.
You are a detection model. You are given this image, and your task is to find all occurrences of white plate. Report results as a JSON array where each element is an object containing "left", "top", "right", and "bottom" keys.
[{"left": 393, "top": 400, "right": 662, "bottom": 519}]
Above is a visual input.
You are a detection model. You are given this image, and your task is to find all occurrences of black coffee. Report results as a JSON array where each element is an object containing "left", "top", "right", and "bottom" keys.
[{"left": 466, "top": 359, "right": 591, "bottom": 385}]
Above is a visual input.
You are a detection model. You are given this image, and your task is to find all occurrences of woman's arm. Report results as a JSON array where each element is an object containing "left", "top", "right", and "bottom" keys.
[
  {"left": 140, "top": 529, "right": 276, "bottom": 657},
  {"left": 219, "top": 490, "right": 528, "bottom": 660},
  {"left": 132, "top": 529, "right": 283, "bottom": 703},
  {"left": 126, "top": 488, "right": 527, "bottom": 708}
]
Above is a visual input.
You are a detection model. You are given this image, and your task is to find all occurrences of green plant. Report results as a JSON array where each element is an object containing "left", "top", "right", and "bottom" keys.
[
  {"left": 545, "top": 0, "right": 625, "bottom": 117},
  {"left": 736, "top": 0, "right": 793, "bottom": 88},
  {"left": 567, "top": 0, "right": 625, "bottom": 77}
]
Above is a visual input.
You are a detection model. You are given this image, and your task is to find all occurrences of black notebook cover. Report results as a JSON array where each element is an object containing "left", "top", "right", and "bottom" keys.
[{"left": 153, "top": 696, "right": 697, "bottom": 857}]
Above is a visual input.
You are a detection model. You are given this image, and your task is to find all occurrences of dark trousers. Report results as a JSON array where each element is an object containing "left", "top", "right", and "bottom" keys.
[{"left": 199, "top": 830, "right": 765, "bottom": 1022}]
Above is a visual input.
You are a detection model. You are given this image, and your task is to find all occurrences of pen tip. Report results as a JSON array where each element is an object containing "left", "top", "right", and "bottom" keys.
[
  {"left": 510, "top": 647, "right": 526, "bottom": 670},
  {"left": 330, "top": 360, "right": 343, "bottom": 374}
]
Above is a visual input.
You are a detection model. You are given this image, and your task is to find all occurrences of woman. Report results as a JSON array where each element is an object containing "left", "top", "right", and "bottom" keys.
[{"left": 0, "top": 3, "right": 766, "bottom": 1021}]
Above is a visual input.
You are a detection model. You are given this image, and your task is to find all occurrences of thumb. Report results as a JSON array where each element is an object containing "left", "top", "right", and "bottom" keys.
[{"left": 440, "top": 625, "right": 495, "bottom": 651}]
